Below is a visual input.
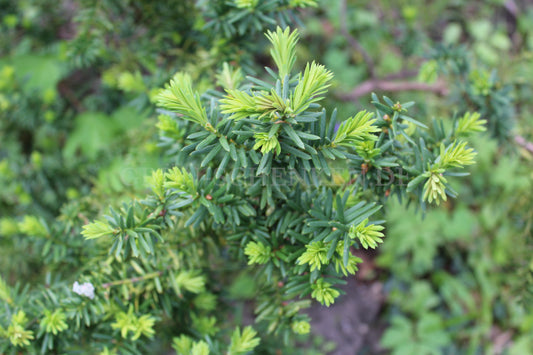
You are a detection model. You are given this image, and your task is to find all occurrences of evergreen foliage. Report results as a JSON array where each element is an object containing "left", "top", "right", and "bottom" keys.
[{"left": 1, "top": 1, "right": 532, "bottom": 354}]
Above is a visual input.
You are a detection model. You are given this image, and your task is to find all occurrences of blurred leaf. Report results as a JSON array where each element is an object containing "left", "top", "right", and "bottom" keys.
[{"left": 64, "top": 112, "right": 115, "bottom": 161}]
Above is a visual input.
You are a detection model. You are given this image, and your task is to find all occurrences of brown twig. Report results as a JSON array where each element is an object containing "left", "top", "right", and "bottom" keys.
[
  {"left": 339, "top": 0, "right": 376, "bottom": 78},
  {"left": 101, "top": 271, "right": 164, "bottom": 288},
  {"left": 337, "top": 79, "right": 449, "bottom": 101},
  {"left": 514, "top": 135, "right": 533, "bottom": 154},
  {"left": 381, "top": 69, "right": 419, "bottom": 81}
]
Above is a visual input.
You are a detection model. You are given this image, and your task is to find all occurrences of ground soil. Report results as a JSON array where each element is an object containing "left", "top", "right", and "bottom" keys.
[{"left": 308, "top": 277, "right": 386, "bottom": 355}]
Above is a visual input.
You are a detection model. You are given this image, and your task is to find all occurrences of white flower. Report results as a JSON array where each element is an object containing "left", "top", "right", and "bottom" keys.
[{"left": 73, "top": 281, "right": 95, "bottom": 299}]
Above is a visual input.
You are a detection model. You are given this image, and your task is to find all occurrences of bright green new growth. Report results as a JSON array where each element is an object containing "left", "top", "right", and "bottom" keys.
[
  {"left": 172, "top": 327, "right": 260, "bottom": 355},
  {"left": 216, "top": 62, "right": 244, "bottom": 91},
  {"left": 40, "top": 309, "right": 68, "bottom": 335},
  {"left": 81, "top": 219, "right": 115, "bottom": 240},
  {"left": 423, "top": 171, "right": 448, "bottom": 205},
  {"left": 435, "top": 141, "right": 477, "bottom": 169},
  {"left": 297, "top": 241, "right": 328, "bottom": 271},
  {"left": 157, "top": 73, "right": 209, "bottom": 128},
  {"left": 456, "top": 112, "right": 487, "bottom": 135},
  {"left": 253, "top": 131, "right": 281, "bottom": 155},
  {"left": 290, "top": 61, "right": 333, "bottom": 114},
  {"left": 174, "top": 271, "right": 206, "bottom": 295},
  {"left": 234, "top": 0, "right": 259, "bottom": 9},
  {"left": 244, "top": 241, "right": 272, "bottom": 264},
  {"left": 291, "top": 320, "right": 311, "bottom": 334},
  {"left": 18, "top": 216, "right": 47, "bottom": 238},
  {"left": 191, "top": 314, "right": 219, "bottom": 336},
  {"left": 311, "top": 279, "right": 340, "bottom": 307},
  {"left": 110, "top": 305, "right": 155, "bottom": 340},
  {"left": 0, "top": 276, "right": 12, "bottom": 305},
  {"left": 7, "top": 311, "right": 33, "bottom": 347},
  {"left": 164, "top": 167, "right": 197, "bottom": 196},
  {"left": 147, "top": 169, "right": 165, "bottom": 199},
  {"left": 289, "top": 0, "right": 318, "bottom": 7},
  {"left": 349, "top": 218, "right": 385, "bottom": 249},
  {"left": 333, "top": 110, "right": 380, "bottom": 146},
  {"left": 228, "top": 326, "right": 261, "bottom": 355},
  {"left": 221, "top": 27, "right": 333, "bottom": 121},
  {"left": 220, "top": 89, "right": 259, "bottom": 121},
  {"left": 333, "top": 241, "right": 362, "bottom": 276},
  {"left": 266, "top": 27, "right": 299, "bottom": 79}
]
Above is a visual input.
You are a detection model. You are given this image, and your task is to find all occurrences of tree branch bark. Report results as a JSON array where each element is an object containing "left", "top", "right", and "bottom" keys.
[
  {"left": 514, "top": 135, "right": 533, "bottom": 154},
  {"left": 337, "top": 79, "right": 449, "bottom": 101}
]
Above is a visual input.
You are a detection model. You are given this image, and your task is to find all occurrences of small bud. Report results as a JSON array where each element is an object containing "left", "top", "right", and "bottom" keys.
[
  {"left": 393, "top": 102, "right": 402, "bottom": 112},
  {"left": 206, "top": 194, "right": 213, "bottom": 200}
]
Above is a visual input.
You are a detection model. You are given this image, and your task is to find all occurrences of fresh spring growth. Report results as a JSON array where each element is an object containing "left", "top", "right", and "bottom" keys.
[
  {"left": 193, "top": 292, "right": 217, "bottom": 311},
  {"left": 291, "top": 320, "right": 311, "bottom": 335},
  {"left": 435, "top": 141, "right": 477, "bottom": 169},
  {"left": 175, "top": 270, "right": 206, "bottom": 294},
  {"left": 40, "top": 309, "right": 68, "bottom": 335},
  {"left": 147, "top": 169, "right": 165, "bottom": 199},
  {"left": 220, "top": 89, "right": 261, "bottom": 121},
  {"left": 297, "top": 241, "right": 328, "bottom": 271},
  {"left": 0, "top": 276, "right": 12, "bottom": 305},
  {"left": 216, "top": 62, "right": 243, "bottom": 91},
  {"left": 191, "top": 314, "right": 219, "bottom": 336},
  {"left": 111, "top": 305, "right": 155, "bottom": 340},
  {"left": 173, "top": 335, "right": 210, "bottom": 355},
  {"left": 423, "top": 171, "right": 448, "bottom": 205},
  {"left": 333, "top": 111, "right": 380, "bottom": 146},
  {"left": 253, "top": 132, "right": 282, "bottom": 155},
  {"left": 244, "top": 241, "right": 272, "bottom": 265},
  {"left": 289, "top": 0, "right": 318, "bottom": 7},
  {"left": 290, "top": 61, "right": 334, "bottom": 114},
  {"left": 456, "top": 112, "right": 487, "bottom": 135},
  {"left": 265, "top": 27, "right": 299, "bottom": 79},
  {"left": 18, "top": 215, "right": 47, "bottom": 237},
  {"left": 234, "top": 0, "right": 259, "bottom": 9},
  {"left": 228, "top": 326, "right": 261, "bottom": 355},
  {"left": 311, "top": 279, "right": 340, "bottom": 307},
  {"left": 349, "top": 218, "right": 385, "bottom": 249},
  {"left": 156, "top": 114, "right": 180, "bottom": 137},
  {"left": 164, "top": 166, "right": 196, "bottom": 195},
  {"left": 7, "top": 311, "right": 34, "bottom": 347},
  {"left": 117, "top": 71, "right": 146, "bottom": 93},
  {"left": 334, "top": 242, "right": 362, "bottom": 276},
  {"left": 157, "top": 73, "right": 209, "bottom": 128},
  {"left": 72, "top": 281, "right": 95, "bottom": 299},
  {"left": 81, "top": 220, "right": 115, "bottom": 240},
  {"left": 0, "top": 218, "right": 18, "bottom": 237}
]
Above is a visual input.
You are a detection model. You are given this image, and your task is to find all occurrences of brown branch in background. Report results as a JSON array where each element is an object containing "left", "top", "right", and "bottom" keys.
[
  {"left": 339, "top": 0, "right": 376, "bottom": 78},
  {"left": 382, "top": 69, "right": 419, "bottom": 81},
  {"left": 337, "top": 79, "right": 449, "bottom": 101},
  {"left": 514, "top": 135, "right": 533, "bottom": 154},
  {"left": 102, "top": 271, "right": 164, "bottom": 288}
]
